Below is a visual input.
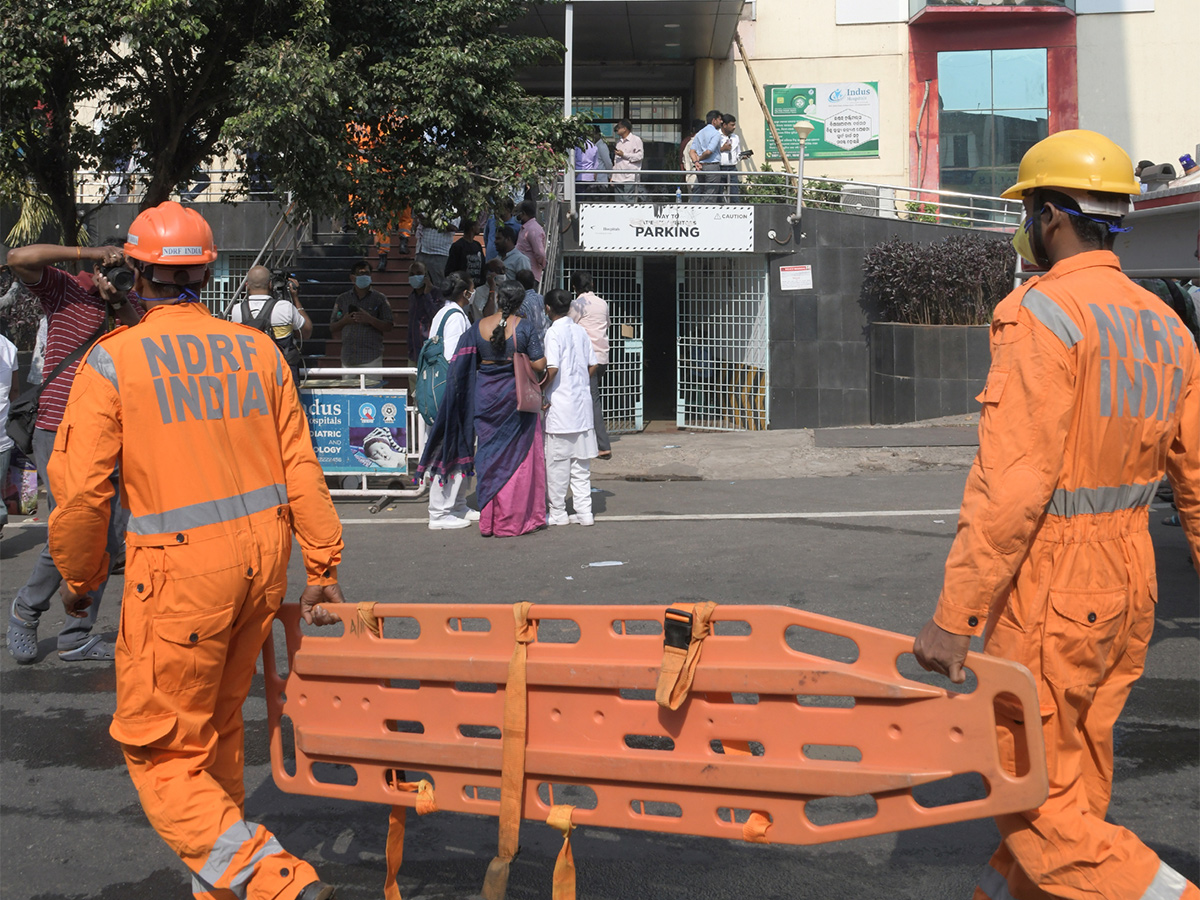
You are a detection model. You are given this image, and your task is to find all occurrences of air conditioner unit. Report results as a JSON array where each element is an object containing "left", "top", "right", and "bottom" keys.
[{"left": 840, "top": 184, "right": 880, "bottom": 217}]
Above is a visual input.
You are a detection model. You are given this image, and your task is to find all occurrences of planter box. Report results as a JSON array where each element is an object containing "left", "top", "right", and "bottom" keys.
[{"left": 870, "top": 323, "right": 990, "bottom": 424}]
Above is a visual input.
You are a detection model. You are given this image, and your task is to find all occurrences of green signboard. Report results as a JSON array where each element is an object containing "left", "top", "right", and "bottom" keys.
[{"left": 764, "top": 82, "right": 880, "bottom": 160}]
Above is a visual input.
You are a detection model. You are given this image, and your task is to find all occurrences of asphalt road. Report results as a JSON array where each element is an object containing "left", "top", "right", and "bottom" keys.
[{"left": 2, "top": 468, "right": 1196, "bottom": 900}]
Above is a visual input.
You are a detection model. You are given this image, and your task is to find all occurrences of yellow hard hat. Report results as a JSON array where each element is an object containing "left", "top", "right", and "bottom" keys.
[{"left": 1002, "top": 130, "right": 1140, "bottom": 205}]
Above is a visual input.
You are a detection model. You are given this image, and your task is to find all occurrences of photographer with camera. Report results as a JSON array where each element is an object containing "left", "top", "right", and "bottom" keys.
[
  {"left": 229, "top": 265, "right": 313, "bottom": 385},
  {"left": 5, "top": 238, "right": 140, "bottom": 664}
]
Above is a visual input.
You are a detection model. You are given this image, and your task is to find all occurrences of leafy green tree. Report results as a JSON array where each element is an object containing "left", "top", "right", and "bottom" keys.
[
  {"left": 225, "top": 0, "right": 588, "bottom": 227},
  {"left": 2, "top": 0, "right": 585, "bottom": 245}
]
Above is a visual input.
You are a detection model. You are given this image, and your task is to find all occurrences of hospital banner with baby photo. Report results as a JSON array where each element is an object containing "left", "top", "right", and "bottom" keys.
[{"left": 299, "top": 389, "right": 409, "bottom": 475}]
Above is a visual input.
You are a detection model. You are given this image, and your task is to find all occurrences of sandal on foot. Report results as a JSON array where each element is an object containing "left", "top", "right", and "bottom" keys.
[
  {"left": 1163, "top": 513, "right": 1181, "bottom": 527},
  {"left": 596, "top": 451, "right": 612, "bottom": 460},
  {"left": 57, "top": 635, "right": 115, "bottom": 661},
  {"left": 7, "top": 611, "right": 39, "bottom": 664}
]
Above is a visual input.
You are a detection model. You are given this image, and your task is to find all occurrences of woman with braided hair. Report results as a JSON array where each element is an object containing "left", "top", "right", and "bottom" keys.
[{"left": 418, "top": 280, "right": 548, "bottom": 536}]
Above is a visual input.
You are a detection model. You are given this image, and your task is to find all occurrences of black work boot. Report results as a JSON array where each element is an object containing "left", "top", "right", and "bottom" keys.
[
  {"left": 376, "top": 252, "right": 388, "bottom": 272},
  {"left": 294, "top": 881, "right": 336, "bottom": 900}
]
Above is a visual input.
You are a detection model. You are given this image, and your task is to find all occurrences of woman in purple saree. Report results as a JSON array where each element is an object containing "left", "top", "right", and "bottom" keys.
[{"left": 418, "top": 282, "right": 547, "bottom": 536}]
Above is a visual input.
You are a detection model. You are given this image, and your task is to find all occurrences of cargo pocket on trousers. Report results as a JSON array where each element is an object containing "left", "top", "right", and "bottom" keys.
[
  {"left": 153, "top": 605, "right": 235, "bottom": 694},
  {"left": 1043, "top": 588, "right": 1128, "bottom": 690}
]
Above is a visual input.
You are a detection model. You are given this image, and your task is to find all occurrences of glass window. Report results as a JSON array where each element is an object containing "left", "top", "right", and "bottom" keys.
[
  {"left": 992, "top": 49, "right": 1047, "bottom": 111},
  {"left": 938, "top": 49, "right": 1048, "bottom": 199}
]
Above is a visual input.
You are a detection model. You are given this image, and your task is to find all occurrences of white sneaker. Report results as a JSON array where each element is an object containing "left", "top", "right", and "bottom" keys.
[
  {"left": 465, "top": 509, "right": 481, "bottom": 522},
  {"left": 569, "top": 514, "right": 595, "bottom": 526},
  {"left": 429, "top": 516, "right": 473, "bottom": 530},
  {"left": 547, "top": 513, "right": 570, "bottom": 526}
]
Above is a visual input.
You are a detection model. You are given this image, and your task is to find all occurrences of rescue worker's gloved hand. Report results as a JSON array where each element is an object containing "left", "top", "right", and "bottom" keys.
[
  {"left": 59, "top": 583, "right": 93, "bottom": 619},
  {"left": 300, "top": 582, "right": 345, "bottom": 627},
  {"left": 913, "top": 619, "right": 971, "bottom": 684}
]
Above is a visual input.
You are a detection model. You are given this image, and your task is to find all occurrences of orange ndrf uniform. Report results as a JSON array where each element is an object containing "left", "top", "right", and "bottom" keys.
[
  {"left": 48, "top": 302, "right": 343, "bottom": 900},
  {"left": 935, "top": 251, "right": 1199, "bottom": 900}
]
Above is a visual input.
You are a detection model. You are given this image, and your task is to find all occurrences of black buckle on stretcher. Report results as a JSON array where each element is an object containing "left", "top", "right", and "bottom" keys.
[{"left": 663, "top": 608, "right": 693, "bottom": 650}]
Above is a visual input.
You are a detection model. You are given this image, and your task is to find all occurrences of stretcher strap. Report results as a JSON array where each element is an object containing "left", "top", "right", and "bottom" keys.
[
  {"left": 655, "top": 601, "right": 718, "bottom": 710},
  {"left": 546, "top": 805, "right": 577, "bottom": 900},
  {"left": 481, "top": 601, "right": 535, "bottom": 900},
  {"left": 742, "top": 811, "right": 773, "bottom": 844},
  {"left": 358, "top": 601, "right": 381, "bottom": 637},
  {"left": 383, "top": 779, "right": 438, "bottom": 900}
]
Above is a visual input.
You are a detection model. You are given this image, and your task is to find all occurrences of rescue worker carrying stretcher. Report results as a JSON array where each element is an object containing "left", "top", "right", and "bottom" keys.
[
  {"left": 47, "top": 201, "right": 345, "bottom": 900},
  {"left": 914, "top": 130, "right": 1199, "bottom": 900}
]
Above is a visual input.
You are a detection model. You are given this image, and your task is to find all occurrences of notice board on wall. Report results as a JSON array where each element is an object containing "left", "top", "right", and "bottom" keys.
[{"left": 764, "top": 82, "right": 880, "bottom": 160}]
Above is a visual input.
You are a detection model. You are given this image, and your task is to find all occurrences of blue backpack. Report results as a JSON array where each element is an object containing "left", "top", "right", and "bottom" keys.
[{"left": 415, "top": 306, "right": 468, "bottom": 426}]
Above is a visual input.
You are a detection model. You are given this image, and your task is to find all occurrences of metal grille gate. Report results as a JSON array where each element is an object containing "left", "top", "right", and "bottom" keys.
[
  {"left": 677, "top": 256, "right": 770, "bottom": 430},
  {"left": 561, "top": 254, "right": 644, "bottom": 434}
]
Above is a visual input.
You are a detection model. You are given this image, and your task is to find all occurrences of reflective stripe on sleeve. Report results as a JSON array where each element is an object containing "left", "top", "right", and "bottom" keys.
[
  {"left": 88, "top": 346, "right": 119, "bottom": 391},
  {"left": 1023, "top": 289, "right": 1084, "bottom": 348},
  {"left": 1138, "top": 860, "right": 1189, "bottom": 900},
  {"left": 128, "top": 483, "right": 288, "bottom": 535},
  {"left": 1045, "top": 481, "right": 1158, "bottom": 518},
  {"left": 978, "top": 865, "right": 1016, "bottom": 900}
]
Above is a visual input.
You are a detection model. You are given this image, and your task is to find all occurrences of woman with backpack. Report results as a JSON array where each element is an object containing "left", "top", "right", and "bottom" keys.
[{"left": 418, "top": 280, "right": 547, "bottom": 537}]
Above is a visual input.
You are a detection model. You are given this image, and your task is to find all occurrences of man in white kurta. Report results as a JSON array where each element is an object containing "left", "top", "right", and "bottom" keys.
[
  {"left": 542, "top": 289, "right": 599, "bottom": 526},
  {"left": 425, "top": 286, "right": 475, "bottom": 529}
]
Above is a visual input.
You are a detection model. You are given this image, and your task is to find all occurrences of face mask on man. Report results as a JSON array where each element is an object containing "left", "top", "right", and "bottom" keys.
[
  {"left": 1011, "top": 215, "right": 1038, "bottom": 267},
  {"left": 408, "top": 275, "right": 425, "bottom": 289},
  {"left": 355, "top": 275, "right": 372, "bottom": 290}
]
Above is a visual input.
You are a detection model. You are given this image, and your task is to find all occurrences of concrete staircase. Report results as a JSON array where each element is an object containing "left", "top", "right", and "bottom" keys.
[{"left": 291, "top": 224, "right": 417, "bottom": 384}]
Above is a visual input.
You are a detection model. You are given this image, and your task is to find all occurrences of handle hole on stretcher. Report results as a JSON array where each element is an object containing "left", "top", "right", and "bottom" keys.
[
  {"left": 278, "top": 714, "right": 296, "bottom": 777},
  {"left": 785, "top": 625, "right": 860, "bottom": 663},
  {"left": 464, "top": 784, "right": 502, "bottom": 803},
  {"left": 717, "top": 807, "right": 767, "bottom": 825},
  {"left": 387, "top": 719, "right": 425, "bottom": 734},
  {"left": 386, "top": 769, "right": 435, "bottom": 790},
  {"left": 536, "top": 619, "right": 581, "bottom": 643},
  {"left": 710, "top": 740, "right": 765, "bottom": 756},
  {"left": 992, "top": 693, "right": 1033, "bottom": 777},
  {"left": 386, "top": 679, "right": 420, "bottom": 691},
  {"left": 381, "top": 616, "right": 421, "bottom": 639},
  {"left": 802, "top": 744, "right": 862, "bottom": 762},
  {"left": 269, "top": 620, "right": 290, "bottom": 677},
  {"left": 796, "top": 694, "right": 856, "bottom": 708},
  {"left": 625, "top": 734, "right": 676, "bottom": 752},
  {"left": 804, "top": 794, "right": 878, "bottom": 826},
  {"left": 311, "top": 762, "right": 358, "bottom": 786},
  {"left": 912, "top": 772, "right": 989, "bottom": 808},
  {"left": 712, "top": 620, "right": 752, "bottom": 637},
  {"left": 459, "top": 724, "right": 501, "bottom": 740},
  {"left": 537, "top": 783, "right": 599, "bottom": 809},
  {"left": 454, "top": 682, "right": 499, "bottom": 694},
  {"left": 447, "top": 617, "right": 491, "bottom": 633},
  {"left": 619, "top": 688, "right": 657, "bottom": 701},
  {"left": 611, "top": 619, "right": 662, "bottom": 636},
  {"left": 895, "top": 653, "right": 978, "bottom": 694},
  {"left": 630, "top": 800, "right": 683, "bottom": 818}
]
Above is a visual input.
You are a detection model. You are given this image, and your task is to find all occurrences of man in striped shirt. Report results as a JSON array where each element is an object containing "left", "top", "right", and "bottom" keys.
[{"left": 6, "top": 241, "right": 141, "bottom": 663}]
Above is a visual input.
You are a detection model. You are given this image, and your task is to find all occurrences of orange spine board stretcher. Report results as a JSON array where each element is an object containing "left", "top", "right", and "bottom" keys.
[{"left": 265, "top": 603, "right": 1047, "bottom": 846}]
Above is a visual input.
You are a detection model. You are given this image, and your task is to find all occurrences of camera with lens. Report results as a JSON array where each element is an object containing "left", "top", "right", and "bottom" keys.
[
  {"left": 270, "top": 269, "right": 297, "bottom": 300},
  {"left": 101, "top": 262, "right": 135, "bottom": 293}
]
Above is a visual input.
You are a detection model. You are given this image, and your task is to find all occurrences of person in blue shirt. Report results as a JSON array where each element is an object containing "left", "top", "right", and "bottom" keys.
[{"left": 689, "top": 109, "right": 725, "bottom": 202}]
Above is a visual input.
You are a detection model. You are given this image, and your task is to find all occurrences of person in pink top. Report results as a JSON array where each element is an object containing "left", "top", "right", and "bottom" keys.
[
  {"left": 567, "top": 270, "right": 611, "bottom": 459},
  {"left": 514, "top": 200, "right": 546, "bottom": 283}
]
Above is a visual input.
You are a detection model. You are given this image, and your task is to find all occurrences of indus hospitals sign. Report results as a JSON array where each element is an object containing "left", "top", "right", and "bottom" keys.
[{"left": 578, "top": 204, "right": 755, "bottom": 253}]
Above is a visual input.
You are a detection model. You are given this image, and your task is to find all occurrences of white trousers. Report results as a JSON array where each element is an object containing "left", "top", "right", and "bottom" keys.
[
  {"left": 545, "top": 456, "right": 592, "bottom": 519},
  {"left": 428, "top": 473, "right": 470, "bottom": 523}
]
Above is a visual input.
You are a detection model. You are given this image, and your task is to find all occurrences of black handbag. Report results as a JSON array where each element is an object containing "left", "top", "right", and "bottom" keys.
[{"left": 6, "top": 322, "right": 107, "bottom": 455}]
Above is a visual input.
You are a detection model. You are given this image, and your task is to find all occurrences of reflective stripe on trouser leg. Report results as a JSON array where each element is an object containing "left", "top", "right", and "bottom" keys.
[{"left": 1139, "top": 861, "right": 1192, "bottom": 900}]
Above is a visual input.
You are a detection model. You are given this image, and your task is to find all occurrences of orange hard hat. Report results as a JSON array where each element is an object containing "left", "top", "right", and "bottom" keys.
[{"left": 124, "top": 201, "right": 218, "bottom": 266}]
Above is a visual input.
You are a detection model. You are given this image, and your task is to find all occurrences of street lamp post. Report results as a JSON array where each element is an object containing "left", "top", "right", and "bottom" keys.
[{"left": 788, "top": 120, "right": 815, "bottom": 227}]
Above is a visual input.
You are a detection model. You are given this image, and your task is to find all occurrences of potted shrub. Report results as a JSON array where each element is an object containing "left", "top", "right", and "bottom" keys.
[{"left": 861, "top": 234, "right": 1014, "bottom": 423}]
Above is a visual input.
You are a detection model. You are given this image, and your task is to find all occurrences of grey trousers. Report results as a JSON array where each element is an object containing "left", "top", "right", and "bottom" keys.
[
  {"left": 690, "top": 163, "right": 722, "bottom": 201},
  {"left": 12, "top": 427, "right": 127, "bottom": 650},
  {"left": 0, "top": 446, "right": 9, "bottom": 528},
  {"left": 590, "top": 364, "right": 611, "bottom": 453}
]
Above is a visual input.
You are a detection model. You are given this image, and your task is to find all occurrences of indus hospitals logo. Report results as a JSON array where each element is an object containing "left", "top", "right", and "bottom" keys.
[{"left": 828, "top": 87, "right": 873, "bottom": 103}]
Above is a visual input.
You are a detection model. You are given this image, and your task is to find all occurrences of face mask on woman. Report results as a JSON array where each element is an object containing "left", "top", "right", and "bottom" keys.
[
  {"left": 355, "top": 274, "right": 372, "bottom": 290},
  {"left": 408, "top": 275, "right": 425, "bottom": 289}
]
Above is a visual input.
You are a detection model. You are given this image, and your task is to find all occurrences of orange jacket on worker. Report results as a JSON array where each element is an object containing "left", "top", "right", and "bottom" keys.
[
  {"left": 46, "top": 302, "right": 343, "bottom": 597},
  {"left": 937, "top": 249, "right": 1199, "bottom": 638}
]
